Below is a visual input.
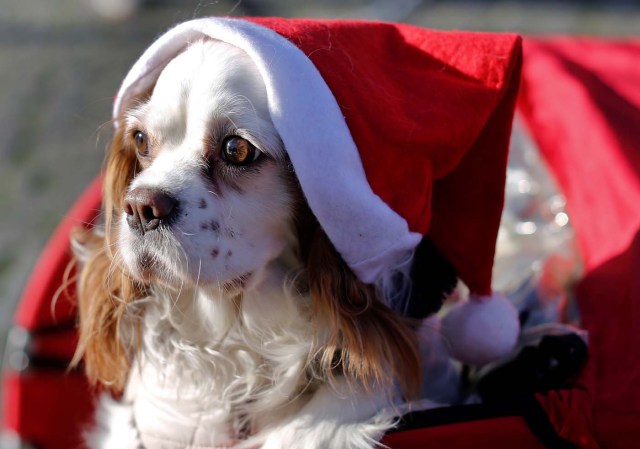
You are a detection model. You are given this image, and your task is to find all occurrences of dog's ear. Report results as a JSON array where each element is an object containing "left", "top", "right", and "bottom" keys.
[
  {"left": 301, "top": 220, "right": 422, "bottom": 398},
  {"left": 71, "top": 115, "right": 147, "bottom": 392}
]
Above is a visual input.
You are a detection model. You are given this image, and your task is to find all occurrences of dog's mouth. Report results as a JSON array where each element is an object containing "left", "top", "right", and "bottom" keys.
[
  {"left": 131, "top": 248, "right": 254, "bottom": 294},
  {"left": 221, "top": 272, "right": 253, "bottom": 295},
  {"left": 133, "top": 250, "right": 166, "bottom": 283}
]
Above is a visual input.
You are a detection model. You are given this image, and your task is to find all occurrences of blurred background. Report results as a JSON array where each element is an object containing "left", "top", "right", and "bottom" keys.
[{"left": 0, "top": 0, "right": 638, "bottom": 400}]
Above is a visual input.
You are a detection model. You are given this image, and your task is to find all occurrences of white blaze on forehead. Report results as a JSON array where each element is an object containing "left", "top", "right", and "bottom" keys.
[{"left": 135, "top": 40, "right": 283, "bottom": 160}]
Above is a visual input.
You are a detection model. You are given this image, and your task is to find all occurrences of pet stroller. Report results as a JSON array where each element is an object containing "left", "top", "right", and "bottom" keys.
[{"left": 2, "top": 36, "right": 639, "bottom": 449}]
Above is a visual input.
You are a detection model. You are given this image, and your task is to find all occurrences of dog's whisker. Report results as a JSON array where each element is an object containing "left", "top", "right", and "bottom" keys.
[
  {"left": 222, "top": 112, "right": 240, "bottom": 131},
  {"left": 192, "top": 258, "right": 202, "bottom": 304},
  {"left": 176, "top": 226, "right": 195, "bottom": 237},
  {"left": 103, "top": 248, "right": 123, "bottom": 300}
]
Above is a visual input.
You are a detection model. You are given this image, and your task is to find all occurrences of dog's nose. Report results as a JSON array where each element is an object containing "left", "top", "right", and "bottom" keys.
[{"left": 124, "top": 187, "right": 178, "bottom": 233}]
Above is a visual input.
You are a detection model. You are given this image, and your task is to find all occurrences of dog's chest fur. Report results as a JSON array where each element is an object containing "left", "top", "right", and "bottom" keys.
[{"left": 127, "top": 268, "right": 317, "bottom": 447}]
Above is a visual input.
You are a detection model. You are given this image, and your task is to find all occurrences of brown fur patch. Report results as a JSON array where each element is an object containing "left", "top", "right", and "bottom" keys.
[
  {"left": 295, "top": 198, "right": 422, "bottom": 399},
  {"left": 71, "top": 105, "right": 151, "bottom": 393}
]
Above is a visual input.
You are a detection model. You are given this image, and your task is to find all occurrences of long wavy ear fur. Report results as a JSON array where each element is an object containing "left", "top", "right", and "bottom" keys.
[
  {"left": 71, "top": 116, "right": 146, "bottom": 392},
  {"left": 299, "top": 213, "right": 422, "bottom": 399}
]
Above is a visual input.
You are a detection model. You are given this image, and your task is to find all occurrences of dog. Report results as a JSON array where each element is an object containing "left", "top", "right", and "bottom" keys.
[{"left": 72, "top": 38, "right": 462, "bottom": 449}]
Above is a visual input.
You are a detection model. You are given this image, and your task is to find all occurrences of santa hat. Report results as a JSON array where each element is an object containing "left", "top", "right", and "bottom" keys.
[{"left": 113, "top": 17, "right": 522, "bottom": 366}]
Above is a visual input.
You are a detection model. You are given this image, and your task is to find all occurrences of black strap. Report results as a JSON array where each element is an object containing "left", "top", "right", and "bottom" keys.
[
  {"left": 3, "top": 324, "right": 79, "bottom": 374},
  {"left": 519, "top": 395, "right": 581, "bottom": 449}
]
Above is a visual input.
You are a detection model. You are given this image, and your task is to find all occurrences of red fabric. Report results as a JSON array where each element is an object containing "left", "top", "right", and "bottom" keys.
[
  {"left": 249, "top": 18, "right": 522, "bottom": 294},
  {"left": 520, "top": 38, "right": 640, "bottom": 448},
  {"left": 3, "top": 371, "right": 94, "bottom": 449},
  {"left": 30, "top": 327, "right": 79, "bottom": 361},
  {"left": 381, "top": 416, "right": 547, "bottom": 449},
  {"left": 535, "top": 390, "right": 599, "bottom": 449},
  {"left": 519, "top": 38, "right": 640, "bottom": 272},
  {"left": 575, "top": 233, "right": 640, "bottom": 449}
]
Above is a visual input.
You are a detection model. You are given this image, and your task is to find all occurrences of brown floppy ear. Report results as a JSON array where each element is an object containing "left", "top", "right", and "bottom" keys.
[
  {"left": 301, "top": 219, "right": 422, "bottom": 399},
  {"left": 71, "top": 117, "right": 146, "bottom": 392}
]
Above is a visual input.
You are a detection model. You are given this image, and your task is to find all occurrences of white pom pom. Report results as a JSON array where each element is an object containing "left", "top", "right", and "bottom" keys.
[{"left": 441, "top": 292, "right": 519, "bottom": 366}]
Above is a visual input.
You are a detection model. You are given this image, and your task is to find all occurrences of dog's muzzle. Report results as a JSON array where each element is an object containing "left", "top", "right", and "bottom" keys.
[{"left": 124, "top": 187, "right": 179, "bottom": 234}]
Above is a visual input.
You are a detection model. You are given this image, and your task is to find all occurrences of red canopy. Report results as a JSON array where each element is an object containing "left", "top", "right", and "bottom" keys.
[{"left": 519, "top": 38, "right": 640, "bottom": 449}]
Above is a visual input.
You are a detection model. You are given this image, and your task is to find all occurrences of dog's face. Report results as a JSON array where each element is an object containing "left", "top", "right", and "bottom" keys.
[{"left": 118, "top": 40, "right": 294, "bottom": 293}]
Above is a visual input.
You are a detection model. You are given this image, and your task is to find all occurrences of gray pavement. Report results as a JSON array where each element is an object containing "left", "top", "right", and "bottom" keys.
[{"left": 0, "top": 0, "right": 638, "bottom": 398}]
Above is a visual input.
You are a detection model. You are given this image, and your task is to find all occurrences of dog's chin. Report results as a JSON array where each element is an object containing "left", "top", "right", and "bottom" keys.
[
  {"left": 123, "top": 251, "right": 176, "bottom": 287},
  {"left": 124, "top": 250, "right": 257, "bottom": 296}
]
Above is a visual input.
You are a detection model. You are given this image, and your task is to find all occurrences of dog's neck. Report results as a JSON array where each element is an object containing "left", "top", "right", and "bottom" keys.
[
  {"left": 130, "top": 248, "right": 315, "bottom": 401},
  {"left": 127, "top": 251, "right": 317, "bottom": 439},
  {"left": 144, "top": 249, "right": 306, "bottom": 339}
]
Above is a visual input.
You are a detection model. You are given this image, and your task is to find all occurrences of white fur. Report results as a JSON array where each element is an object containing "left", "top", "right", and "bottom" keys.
[
  {"left": 90, "top": 39, "right": 459, "bottom": 449},
  {"left": 87, "top": 395, "right": 141, "bottom": 449}
]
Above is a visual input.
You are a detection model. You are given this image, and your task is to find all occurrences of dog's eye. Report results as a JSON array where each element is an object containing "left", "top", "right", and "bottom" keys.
[
  {"left": 221, "top": 136, "right": 259, "bottom": 166},
  {"left": 133, "top": 131, "right": 149, "bottom": 158}
]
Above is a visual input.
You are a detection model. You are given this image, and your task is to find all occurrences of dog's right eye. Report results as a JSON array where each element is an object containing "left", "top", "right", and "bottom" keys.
[
  {"left": 221, "top": 136, "right": 260, "bottom": 166},
  {"left": 133, "top": 131, "right": 149, "bottom": 158}
]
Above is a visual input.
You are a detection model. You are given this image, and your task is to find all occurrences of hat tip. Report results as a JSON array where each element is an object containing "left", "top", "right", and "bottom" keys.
[{"left": 441, "top": 292, "right": 520, "bottom": 366}]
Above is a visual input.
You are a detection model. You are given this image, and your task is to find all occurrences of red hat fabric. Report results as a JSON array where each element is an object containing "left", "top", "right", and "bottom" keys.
[{"left": 113, "top": 17, "right": 522, "bottom": 296}]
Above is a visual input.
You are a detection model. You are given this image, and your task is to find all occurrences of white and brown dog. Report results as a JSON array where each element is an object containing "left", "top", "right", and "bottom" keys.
[{"left": 73, "top": 17, "right": 521, "bottom": 449}]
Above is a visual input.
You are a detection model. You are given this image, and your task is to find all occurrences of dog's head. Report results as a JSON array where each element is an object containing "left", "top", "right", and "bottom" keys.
[
  {"left": 117, "top": 40, "right": 294, "bottom": 292},
  {"left": 74, "top": 39, "right": 421, "bottom": 396}
]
